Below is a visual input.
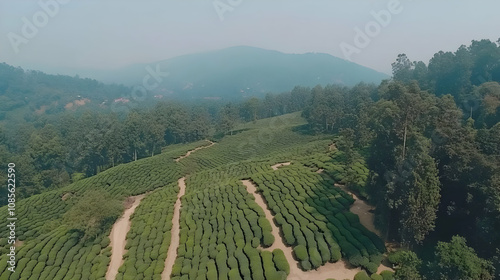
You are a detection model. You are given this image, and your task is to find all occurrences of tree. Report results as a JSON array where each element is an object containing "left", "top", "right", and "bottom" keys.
[
  {"left": 63, "top": 190, "right": 123, "bottom": 238},
  {"left": 369, "top": 82, "right": 441, "bottom": 244},
  {"left": 102, "top": 114, "right": 127, "bottom": 166},
  {"left": 218, "top": 103, "right": 239, "bottom": 135},
  {"left": 392, "top": 54, "right": 414, "bottom": 83},
  {"left": 473, "top": 82, "right": 500, "bottom": 127},
  {"left": 399, "top": 135, "right": 441, "bottom": 243},
  {"left": 432, "top": 236, "right": 494, "bottom": 280},
  {"left": 125, "top": 111, "right": 146, "bottom": 161},
  {"left": 388, "top": 250, "right": 422, "bottom": 280},
  {"left": 240, "top": 97, "right": 260, "bottom": 122},
  {"left": 189, "top": 107, "right": 211, "bottom": 141}
]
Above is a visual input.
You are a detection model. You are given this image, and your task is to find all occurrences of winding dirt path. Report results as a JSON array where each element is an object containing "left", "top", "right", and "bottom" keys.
[
  {"left": 271, "top": 162, "right": 291, "bottom": 170},
  {"left": 333, "top": 183, "right": 394, "bottom": 273},
  {"left": 242, "top": 179, "right": 362, "bottom": 280},
  {"left": 106, "top": 194, "right": 146, "bottom": 280},
  {"left": 161, "top": 177, "right": 186, "bottom": 280},
  {"left": 175, "top": 140, "right": 215, "bottom": 162},
  {"left": 334, "top": 183, "right": 381, "bottom": 237}
]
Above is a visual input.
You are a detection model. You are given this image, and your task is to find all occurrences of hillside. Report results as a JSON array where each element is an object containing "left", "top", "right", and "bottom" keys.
[
  {"left": 0, "top": 63, "right": 130, "bottom": 124},
  {"left": 0, "top": 112, "right": 392, "bottom": 280},
  {"left": 95, "top": 46, "right": 389, "bottom": 100}
]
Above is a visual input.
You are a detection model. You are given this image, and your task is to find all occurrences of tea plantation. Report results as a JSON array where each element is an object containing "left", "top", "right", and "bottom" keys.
[
  {"left": 251, "top": 165, "right": 385, "bottom": 274},
  {"left": 0, "top": 112, "right": 387, "bottom": 279},
  {"left": 115, "top": 183, "right": 179, "bottom": 280},
  {"left": 0, "top": 141, "right": 209, "bottom": 280},
  {"left": 173, "top": 180, "right": 288, "bottom": 280}
]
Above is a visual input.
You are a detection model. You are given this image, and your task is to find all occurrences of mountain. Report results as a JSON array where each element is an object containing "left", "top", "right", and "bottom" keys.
[{"left": 97, "top": 46, "right": 389, "bottom": 100}]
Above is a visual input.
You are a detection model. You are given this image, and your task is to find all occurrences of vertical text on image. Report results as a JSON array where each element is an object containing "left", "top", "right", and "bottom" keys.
[{"left": 6, "top": 163, "right": 17, "bottom": 273}]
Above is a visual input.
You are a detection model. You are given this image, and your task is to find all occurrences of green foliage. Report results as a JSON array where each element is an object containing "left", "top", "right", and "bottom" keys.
[
  {"left": 172, "top": 178, "right": 287, "bottom": 279},
  {"left": 354, "top": 271, "right": 371, "bottom": 280},
  {"left": 251, "top": 165, "right": 384, "bottom": 271},
  {"left": 388, "top": 250, "right": 422, "bottom": 280},
  {"left": 115, "top": 183, "right": 178, "bottom": 279},
  {"left": 272, "top": 249, "right": 290, "bottom": 275},
  {"left": 62, "top": 190, "right": 123, "bottom": 237},
  {"left": 71, "top": 172, "right": 86, "bottom": 183},
  {"left": 432, "top": 236, "right": 494, "bottom": 280},
  {"left": 293, "top": 245, "right": 308, "bottom": 261},
  {"left": 380, "top": 270, "right": 394, "bottom": 280}
]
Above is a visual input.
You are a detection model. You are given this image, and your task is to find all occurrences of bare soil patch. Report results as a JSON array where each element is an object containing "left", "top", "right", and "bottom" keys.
[
  {"left": 270, "top": 162, "right": 291, "bottom": 170},
  {"left": 14, "top": 239, "right": 24, "bottom": 248},
  {"left": 334, "top": 184, "right": 381, "bottom": 237},
  {"left": 61, "top": 193, "right": 72, "bottom": 201},
  {"left": 175, "top": 140, "right": 215, "bottom": 162}
]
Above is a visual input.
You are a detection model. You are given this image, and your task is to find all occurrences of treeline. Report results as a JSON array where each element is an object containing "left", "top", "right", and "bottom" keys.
[
  {"left": 302, "top": 39, "right": 500, "bottom": 279},
  {"left": 393, "top": 39, "right": 500, "bottom": 128}
]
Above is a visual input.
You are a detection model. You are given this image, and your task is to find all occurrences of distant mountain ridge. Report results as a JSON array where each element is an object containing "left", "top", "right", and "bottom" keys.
[{"left": 96, "top": 46, "right": 389, "bottom": 100}]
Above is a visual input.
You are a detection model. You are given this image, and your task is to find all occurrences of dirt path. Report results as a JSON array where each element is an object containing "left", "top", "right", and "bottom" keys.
[
  {"left": 334, "top": 183, "right": 381, "bottom": 238},
  {"left": 161, "top": 177, "right": 186, "bottom": 280},
  {"left": 242, "top": 179, "right": 362, "bottom": 280},
  {"left": 270, "top": 162, "right": 291, "bottom": 170},
  {"left": 333, "top": 183, "right": 394, "bottom": 273},
  {"left": 106, "top": 194, "right": 146, "bottom": 280},
  {"left": 175, "top": 140, "right": 215, "bottom": 162}
]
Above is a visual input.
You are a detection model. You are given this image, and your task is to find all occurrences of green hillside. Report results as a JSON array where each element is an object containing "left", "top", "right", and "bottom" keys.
[{"left": 0, "top": 112, "right": 387, "bottom": 280}]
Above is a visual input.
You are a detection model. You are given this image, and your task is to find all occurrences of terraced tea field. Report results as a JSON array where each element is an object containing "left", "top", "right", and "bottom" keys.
[{"left": 0, "top": 112, "right": 393, "bottom": 280}]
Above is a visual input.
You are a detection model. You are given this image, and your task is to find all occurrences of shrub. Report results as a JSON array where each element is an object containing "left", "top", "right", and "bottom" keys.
[
  {"left": 272, "top": 249, "right": 290, "bottom": 275},
  {"left": 262, "top": 231, "right": 275, "bottom": 247},
  {"left": 380, "top": 270, "right": 394, "bottom": 280},
  {"left": 228, "top": 268, "right": 242, "bottom": 280},
  {"left": 293, "top": 245, "right": 308, "bottom": 261},
  {"left": 171, "top": 257, "right": 184, "bottom": 277},
  {"left": 354, "top": 271, "right": 371, "bottom": 280},
  {"left": 261, "top": 251, "right": 278, "bottom": 280},
  {"left": 258, "top": 217, "right": 273, "bottom": 232},
  {"left": 300, "top": 260, "right": 312, "bottom": 271},
  {"left": 282, "top": 224, "right": 295, "bottom": 246},
  {"left": 308, "top": 247, "right": 323, "bottom": 268},
  {"left": 206, "top": 260, "right": 218, "bottom": 280},
  {"left": 371, "top": 274, "right": 383, "bottom": 280},
  {"left": 365, "top": 262, "right": 379, "bottom": 275},
  {"left": 315, "top": 233, "right": 331, "bottom": 263}
]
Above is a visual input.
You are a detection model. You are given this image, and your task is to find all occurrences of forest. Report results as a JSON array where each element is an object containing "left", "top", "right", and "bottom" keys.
[{"left": 0, "top": 38, "right": 499, "bottom": 280}]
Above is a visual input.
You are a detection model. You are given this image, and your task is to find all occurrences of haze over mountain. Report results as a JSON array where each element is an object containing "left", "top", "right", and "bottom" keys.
[{"left": 87, "top": 46, "right": 389, "bottom": 100}]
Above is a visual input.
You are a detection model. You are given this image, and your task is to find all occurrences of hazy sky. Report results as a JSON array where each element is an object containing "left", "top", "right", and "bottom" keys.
[{"left": 1, "top": 0, "right": 499, "bottom": 76}]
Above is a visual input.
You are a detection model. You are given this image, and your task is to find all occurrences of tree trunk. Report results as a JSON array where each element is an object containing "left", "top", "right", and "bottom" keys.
[{"left": 402, "top": 116, "right": 408, "bottom": 160}]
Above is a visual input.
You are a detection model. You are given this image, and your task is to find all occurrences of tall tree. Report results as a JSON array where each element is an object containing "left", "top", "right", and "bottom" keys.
[
  {"left": 431, "top": 236, "right": 494, "bottom": 280},
  {"left": 218, "top": 103, "right": 239, "bottom": 135}
]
